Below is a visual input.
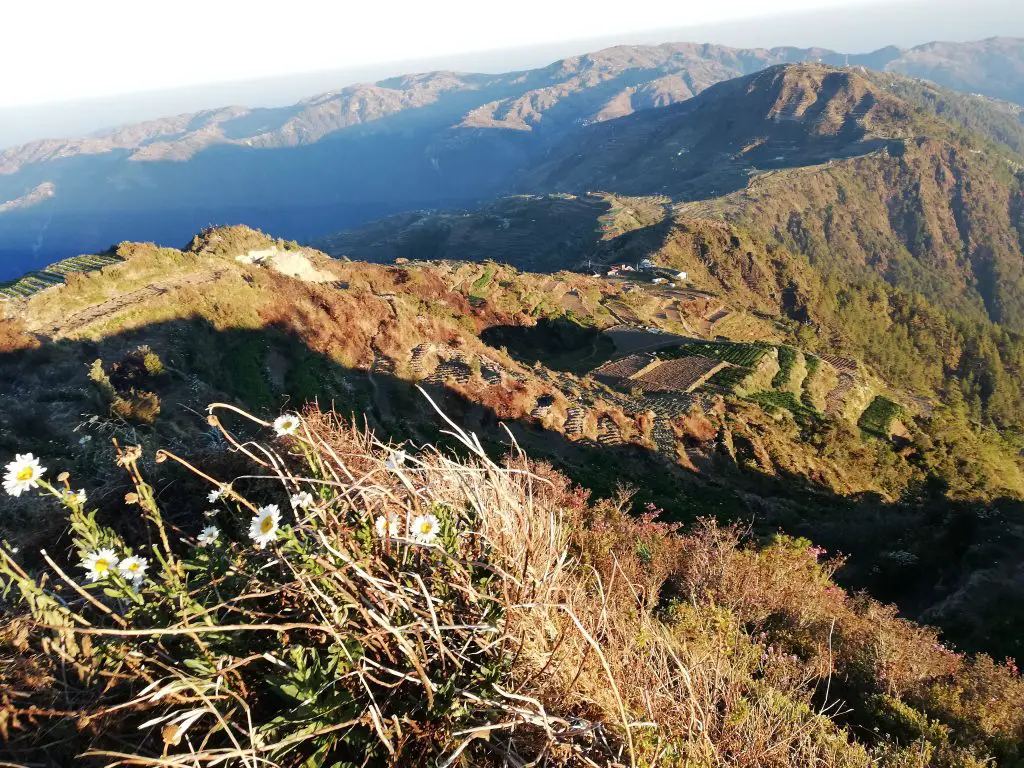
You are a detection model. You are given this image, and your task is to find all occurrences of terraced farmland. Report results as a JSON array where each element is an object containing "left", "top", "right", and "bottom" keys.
[
  {"left": 632, "top": 356, "right": 726, "bottom": 394},
  {"left": 592, "top": 353, "right": 657, "bottom": 385},
  {"left": 748, "top": 390, "right": 821, "bottom": 430},
  {"left": 819, "top": 353, "right": 858, "bottom": 373},
  {"left": 707, "top": 365, "right": 755, "bottom": 393},
  {"left": 0, "top": 253, "right": 122, "bottom": 300}
]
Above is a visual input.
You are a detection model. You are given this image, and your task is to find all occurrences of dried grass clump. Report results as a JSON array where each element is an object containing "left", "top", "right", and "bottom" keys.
[
  {"left": 0, "top": 317, "right": 40, "bottom": 355},
  {"left": 2, "top": 393, "right": 1021, "bottom": 767}
]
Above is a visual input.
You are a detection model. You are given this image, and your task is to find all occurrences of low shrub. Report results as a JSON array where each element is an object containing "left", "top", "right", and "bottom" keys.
[
  {"left": 88, "top": 349, "right": 164, "bottom": 425},
  {"left": 859, "top": 395, "right": 905, "bottom": 438}
]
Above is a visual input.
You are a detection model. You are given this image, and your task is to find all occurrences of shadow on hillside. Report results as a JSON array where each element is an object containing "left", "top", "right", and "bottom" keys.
[
  {"left": 2, "top": 315, "right": 1023, "bottom": 659},
  {"left": 481, "top": 317, "right": 617, "bottom": 374},
  {"left": 595, "top": 214, "right": 678, "bottom": 265}
]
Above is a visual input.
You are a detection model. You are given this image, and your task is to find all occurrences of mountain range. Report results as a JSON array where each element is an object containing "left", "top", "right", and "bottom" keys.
[
  {"left": 1, "top": 36, "right": 1023, "bottom": 279},
  {"left": 320, "top": 62, "right": 1024, "bottom": 337}
]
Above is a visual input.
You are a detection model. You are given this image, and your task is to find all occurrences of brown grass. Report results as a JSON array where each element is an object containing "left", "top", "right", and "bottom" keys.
[{"left": 0, "top": 317, "right": 39, "bottom": 354}]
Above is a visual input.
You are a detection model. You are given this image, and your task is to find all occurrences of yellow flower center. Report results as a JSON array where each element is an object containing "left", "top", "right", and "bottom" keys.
[
  {"left": 419, "top": 521, "right": 434, "bottom": 534},
  {"left": 261, "top": 517, "right": 274, "bottom": 534},
  {"left": 282, "top": 420, "right": 294, "bottom": 430},
  {"left": 127, "top": 562, "right": 140, "bottom": 572},
  {"left": 16, "top": 466, "right": 33, "bottom": 481},
  {"left": 95, "top": 559, "right": 110, "bottom": 573}
]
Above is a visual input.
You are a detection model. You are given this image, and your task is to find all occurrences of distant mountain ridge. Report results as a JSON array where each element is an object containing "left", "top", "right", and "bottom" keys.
[
  {"left": 0, "top": 36, "right": 1022, "bottom": 278},
  {"left": 3, "top": 38, "right": 1022, "bottom": 175}
]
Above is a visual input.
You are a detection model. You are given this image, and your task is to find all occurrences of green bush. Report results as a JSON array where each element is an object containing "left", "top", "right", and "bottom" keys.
[
  {"left": 859, "top": 396, "right": 904, "bottom": 438},
  {"left": 88, "top": 352, "right": 163, "bottom": 424},
  {"left": 88, "top": 358, "right": 115, "bottom": 399},
  {"left": 773, "top": 346, "right": 797, "bottom": 389},
  {"left": 139, "top": 345, "right": 164, "bottom": 376}
]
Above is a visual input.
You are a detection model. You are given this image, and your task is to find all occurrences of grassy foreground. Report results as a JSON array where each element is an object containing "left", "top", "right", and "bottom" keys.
[{"left": 1, "top": 394, "right": 1022, "bottom": 767}]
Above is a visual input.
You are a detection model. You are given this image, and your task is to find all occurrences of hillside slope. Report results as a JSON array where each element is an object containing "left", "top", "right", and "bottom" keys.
[
  {"left": 315, "top": 192, "right": 671, "bottom": 271},
  {"left": 321, "top": 176, "right": 1024, "bottom": 442},
  {"left": 2, "top": 226, "right": 1023, "bottom": 660}
]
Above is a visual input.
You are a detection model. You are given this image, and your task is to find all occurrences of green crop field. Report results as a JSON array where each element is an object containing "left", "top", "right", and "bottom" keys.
[
  {"left": 801, "top": 354, "right": 821, "bottom": 408},
  {"left": 708, "top": 366, "right": 753, "bottom": 393},
  {"left": 0, "top": 253, "right": 122, "bottom": 301},
  {"left": 748, "top": 390, "right": 821, "bottom": 430},
  {"left": 661, "top": 341, "right": 771, "bottom": 367},
  {"left": 469, "top": 265, "right": 495, "bottom": 298}
]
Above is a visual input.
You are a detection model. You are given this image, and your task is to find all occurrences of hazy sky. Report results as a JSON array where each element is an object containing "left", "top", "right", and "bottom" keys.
[
  {"left": 1, "top": 0, "right": 1020, "bottom": 148},
  {"left": 5, "top": 0, "right": 902, "bottom": 107}
]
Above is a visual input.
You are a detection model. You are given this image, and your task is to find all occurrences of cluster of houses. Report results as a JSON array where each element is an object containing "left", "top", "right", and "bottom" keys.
[{"left": 601, "top": 258, "right": 687, "bottom": 286}]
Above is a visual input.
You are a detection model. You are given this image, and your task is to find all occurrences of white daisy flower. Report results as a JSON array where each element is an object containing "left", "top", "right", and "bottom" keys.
[
  {"left": 272, "top": 414, "right": 301, "bottom": 437},
  {"left": 374, "top": 513, "right": 401, "bottom": 539},
  {"left": 81, "top": 548, "right": 120, "bottom": 582},
  {"left": 249, "top": 504, "right": 281, "bottom": 549},
  {"left": 290, "top": 491, "right": 314, "bottom": 510},
  {"left": 385, "top": 450, "right": 407, "bottom": 470},
  {"left": 118, "top": 555, "right": 149, "bottom": 585},
  {"left": 207, "top": 487, "right": 226, "bottom": 504},
  {"left": 197, "top": 525, "right": 220, "bottom": 546},
  {"left": 3, "top": 453, "right": 46, "bottom": 497},
  {"left": 410, "top": 513, "right": 440, "bottom": 545}
]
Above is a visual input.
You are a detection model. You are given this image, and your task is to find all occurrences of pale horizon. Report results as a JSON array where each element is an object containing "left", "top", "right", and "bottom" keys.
[
  {"left": 5, "top": 0, "right": 896, "bottom": 108},
  {"left": 2, "top": 0, "right": 1020, "bottom": 148}
]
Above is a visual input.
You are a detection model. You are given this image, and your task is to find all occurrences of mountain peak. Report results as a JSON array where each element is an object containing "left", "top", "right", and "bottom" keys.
[{"left": 750, "top": 63, "right": 909, "bottom": 134}]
